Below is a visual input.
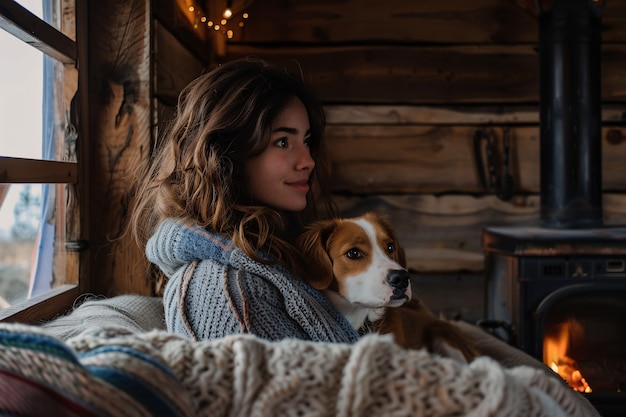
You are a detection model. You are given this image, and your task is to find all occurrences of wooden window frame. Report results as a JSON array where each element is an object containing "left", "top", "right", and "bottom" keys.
[{"left": 0, "top": 0, "right": 89, "bottom": 323}]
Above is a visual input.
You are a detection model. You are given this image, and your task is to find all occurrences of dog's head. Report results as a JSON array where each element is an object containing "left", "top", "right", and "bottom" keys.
[{"left": 297, "top": 212, "right": 411, "bottom": 308}]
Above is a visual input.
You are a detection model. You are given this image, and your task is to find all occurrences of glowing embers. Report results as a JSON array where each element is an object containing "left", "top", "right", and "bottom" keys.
[
  {"left": 544, "top": 318, "right": 592, "bottom": 393},
  {"left": 542, "top": 294, "right": 626, "bottom": 393}
]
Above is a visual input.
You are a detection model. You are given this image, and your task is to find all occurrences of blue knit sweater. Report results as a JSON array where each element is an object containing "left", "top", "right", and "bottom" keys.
[{"left": 146, "top": 218, "right": 359, "bottom": 343}]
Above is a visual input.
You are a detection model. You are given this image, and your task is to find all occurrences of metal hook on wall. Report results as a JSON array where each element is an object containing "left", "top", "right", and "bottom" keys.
[{"left": 472, "top": 127, "right": 515, "bottom": 201}]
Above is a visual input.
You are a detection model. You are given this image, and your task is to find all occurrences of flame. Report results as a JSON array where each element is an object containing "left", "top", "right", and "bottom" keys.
[{"left": 544, "top": 319, "right": 592, "bottom": 393}]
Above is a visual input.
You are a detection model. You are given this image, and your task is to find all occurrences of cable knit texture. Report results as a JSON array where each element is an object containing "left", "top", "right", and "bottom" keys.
[
  {"left": 147, "top": 218, "right": 359, "bottom": 343},
  {"left": 0, "top": 320, "right": 600, "bottom": 417},
  {"left": 62, "top": 328, "right": 593, "bottom": 417},
  {"left": 28, "top": 295, "right": 600, "bottom": 417}
]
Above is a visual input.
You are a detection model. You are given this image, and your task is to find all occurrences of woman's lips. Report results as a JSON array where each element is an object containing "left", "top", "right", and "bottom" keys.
[{"left": 288, "top": 180, "right": 310, "bottom": 193}]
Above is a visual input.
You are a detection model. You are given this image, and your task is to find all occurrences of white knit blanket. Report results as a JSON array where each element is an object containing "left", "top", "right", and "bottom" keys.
[{"left": 63, "top": 328, "right": 589, "bottom": 417}]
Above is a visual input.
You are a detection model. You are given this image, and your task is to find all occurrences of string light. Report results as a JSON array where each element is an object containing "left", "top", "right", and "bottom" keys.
[
  {"left": 224, "top": 0, "right": 233, "bottom": 18},
  {"left": 184, "top": 0, "right": 250, "bottom": 41}
]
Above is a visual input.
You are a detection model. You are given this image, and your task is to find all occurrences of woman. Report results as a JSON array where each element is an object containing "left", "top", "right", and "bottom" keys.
[{"left": 130, "top": 58, "right": 358, "bottom": 343}]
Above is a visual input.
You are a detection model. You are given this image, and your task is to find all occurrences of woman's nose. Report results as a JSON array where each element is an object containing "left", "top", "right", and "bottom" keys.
[{"left": 296, "top": 146, "right": 315, "bottom": 171}]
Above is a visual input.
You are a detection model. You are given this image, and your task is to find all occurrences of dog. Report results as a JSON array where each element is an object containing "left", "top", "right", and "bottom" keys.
[{"left": 297, "top": 211, "right": 478, "bottom": 363}]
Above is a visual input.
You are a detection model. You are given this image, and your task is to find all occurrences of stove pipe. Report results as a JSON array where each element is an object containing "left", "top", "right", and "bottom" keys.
[{"left": 539, "top": 0, "right": 605, "bottom": 228}]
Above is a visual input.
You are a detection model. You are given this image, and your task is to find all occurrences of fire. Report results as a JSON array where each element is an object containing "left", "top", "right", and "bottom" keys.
[{"left": 543, "top": 318, "right": 592, "bottom": 393}]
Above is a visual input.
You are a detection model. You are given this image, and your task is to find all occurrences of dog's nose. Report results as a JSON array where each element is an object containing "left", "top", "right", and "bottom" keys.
[{"left": 386, "top": 269, "right": 409, "bottom": 289}]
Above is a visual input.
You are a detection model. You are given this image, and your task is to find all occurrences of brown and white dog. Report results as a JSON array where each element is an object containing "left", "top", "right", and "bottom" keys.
[{"left": 297, "top": 212, "right": 478, "bottom": 363}]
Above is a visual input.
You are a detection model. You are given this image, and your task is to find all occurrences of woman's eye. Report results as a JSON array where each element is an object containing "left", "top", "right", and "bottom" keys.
[
  {"left": 346, "top": 248, "right": 362, "bottom": 259},
  {"left": 274, "top": 138, "right": 288, "bottom": 148},
  {"left": 304, "top": 137, "right": 312, "bottom": 148}
]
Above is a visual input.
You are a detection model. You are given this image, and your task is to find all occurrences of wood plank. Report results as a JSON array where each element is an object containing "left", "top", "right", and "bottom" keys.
[
  {"left": 0, "top": 157, "right": 77, "bottom": 183},
  {"left": 325, "top": 125, "right": 626, "bottom": 194},
  {"left": 154, "top": 21, "right": 206, "bottom": 105},
  {"left": 54, "top": 183, "right": 78, "bottom": 289},
  {"left": 236, "top": 0, "right": 539, "bottom": 44},
  {"left": 0, "top": 0, "right": 76, "bottom": 63},
  {"left": 232, "top": 0, "right": 626, "bottom": 44},
  {"left": 75, "top": 0, "right": 90, "bottom": 295},
  {"left": 332, "top": 193, "right": 540, "bottom": 273},
  {"left": 603, "top": 0, "right": 626, "bottom": 43},
  {"left": 153, "top": 0, "right": 212, "bottom": 64},
  {"left": 54, "top": 0, "right": 80, "bottom": 289},
  {"left": 332, "top": 193, "right": 626, "bottom": 274},
  {"left": 324, "top": 104, "right": 626, "bottom": 125},
  {"left": 87, "top": 0, "right": 152, "bottom": 297},
  {"left": 326, "top": 105, "right": 541, "bottom": 126},
  {"left": 0, "top": 184, "right": 7, "bottom": 206},
  {"left": 0, "top": 285, "right": 79, "bottom": 324},
  {"left": 226, "top": 44, "right": 626, "bottom": 103}
]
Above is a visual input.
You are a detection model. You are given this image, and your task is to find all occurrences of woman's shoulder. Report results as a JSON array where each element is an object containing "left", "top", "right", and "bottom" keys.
[
  {"left": 148, "top": 218, "right": 304, "bottom": 286},
  {"left": 147, "top": 218, "right": 235, "bottom": 271}
]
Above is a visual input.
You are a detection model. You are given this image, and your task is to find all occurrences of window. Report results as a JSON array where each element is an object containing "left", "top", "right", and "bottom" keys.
[{"left": 0, "top": 0, "right": 83, "bottom": 320}]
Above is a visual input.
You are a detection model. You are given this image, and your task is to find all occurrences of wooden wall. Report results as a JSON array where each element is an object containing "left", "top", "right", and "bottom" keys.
[
  {"left": 85, "top": 0, "right": 626, "bottom": 299},
  {"left": 215, "top": 0, "right": 626, "bottom": 279}
]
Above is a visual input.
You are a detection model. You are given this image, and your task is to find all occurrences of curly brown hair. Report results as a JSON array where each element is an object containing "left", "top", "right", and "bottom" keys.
[{"left": 129, "top": 58, "right": 335, "bottom": 295}]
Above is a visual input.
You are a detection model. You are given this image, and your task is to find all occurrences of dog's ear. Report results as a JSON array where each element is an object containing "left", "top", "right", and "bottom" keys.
[{"left": 296, "top": 219, "right": 338, "bottom": 290}]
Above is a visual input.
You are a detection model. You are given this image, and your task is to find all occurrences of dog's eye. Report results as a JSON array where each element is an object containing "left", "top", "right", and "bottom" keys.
[
  {"left": 346, "top": 248, "right": 362, "bottom": 259},
  {"left": 387, "top": 243, "right": 395, "bottom": 254}
]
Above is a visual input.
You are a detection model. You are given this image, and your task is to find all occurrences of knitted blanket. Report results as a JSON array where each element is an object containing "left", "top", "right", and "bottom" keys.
[{"left": 0, "top": 322, "right": 592, "bottom": 417}]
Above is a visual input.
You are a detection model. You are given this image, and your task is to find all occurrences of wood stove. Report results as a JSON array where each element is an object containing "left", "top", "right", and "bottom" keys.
[
  {"left": 482, "top": 1, "right": 626, "bottom": 415},
  {"left": 483, "top": 227, "right": 626, "bottom": 416}
]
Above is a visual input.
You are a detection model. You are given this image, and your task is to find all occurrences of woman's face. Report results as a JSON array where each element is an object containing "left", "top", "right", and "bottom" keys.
[{"left": 243, "top": 97, "right": 315, "bottom": 212}]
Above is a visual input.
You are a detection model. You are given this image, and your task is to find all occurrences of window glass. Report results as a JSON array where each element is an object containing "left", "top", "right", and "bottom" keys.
[
  {"left": 13, "top": 0, "right": 43, "bottom": 19},
  {"left": 0, "top": 25, "right": 44, "bottom": 160},
  {"left": 0, "top": 182, "right": 72, "bottom": 309},
  {"left": 0, "top": 184, "right": 42, "bottom": 307},
  {"left": 0, "top": 0, "right": 76, "bottom": 311}
]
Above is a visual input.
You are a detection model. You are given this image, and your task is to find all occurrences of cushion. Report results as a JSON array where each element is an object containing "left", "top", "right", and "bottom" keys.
[
  {"left": 0, "top": 323, "right": 195, "bottom": 417},
  {"left": 41, "top": 294, "right": 165, "bottom": 340}
]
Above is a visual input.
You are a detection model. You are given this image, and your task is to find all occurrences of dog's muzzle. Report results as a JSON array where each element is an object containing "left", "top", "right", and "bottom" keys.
[{"left": 387, "top": 269, "right": 410, "bottom": 300}]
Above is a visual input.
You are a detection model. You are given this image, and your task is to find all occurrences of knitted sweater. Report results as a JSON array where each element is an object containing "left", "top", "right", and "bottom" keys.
[{"left": 147, "top": 218, "right": 360, "bottom": 343}]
